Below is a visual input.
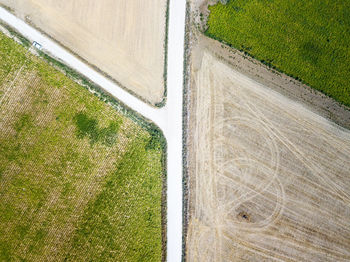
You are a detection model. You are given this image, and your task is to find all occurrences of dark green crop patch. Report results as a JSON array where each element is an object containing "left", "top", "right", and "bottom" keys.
[
  {"left": 14, "top": 114, "right": 32, "bottom": 133},
  {"left": 74, "top": 112, "right": 122, "bottom": 146}
]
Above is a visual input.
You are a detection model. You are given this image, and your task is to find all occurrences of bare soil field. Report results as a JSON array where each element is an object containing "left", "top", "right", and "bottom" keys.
[
  {"left": 186, "top": 46, "right": 350, "bottom": 261},
  {"left": 0, "top": 0, "right": 168, "bottom": 105}
]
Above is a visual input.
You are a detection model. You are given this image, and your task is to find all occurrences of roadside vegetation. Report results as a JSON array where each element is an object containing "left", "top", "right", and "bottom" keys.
[
  {"left": 0, "top": 31, "right": 164, "bottom": 261},
  {"left": 206, "top": 0, "right": 350, "bottom": 107}
]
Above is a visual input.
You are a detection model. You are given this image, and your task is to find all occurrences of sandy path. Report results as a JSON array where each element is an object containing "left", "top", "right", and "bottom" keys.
[{"left": 187, "top": 50, "right": 350, "bottom": 261}]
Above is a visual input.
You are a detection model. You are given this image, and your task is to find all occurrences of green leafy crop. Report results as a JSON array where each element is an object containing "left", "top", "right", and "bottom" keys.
[{"left": 206, "top": 0, "right": 350, "bottom": 107}]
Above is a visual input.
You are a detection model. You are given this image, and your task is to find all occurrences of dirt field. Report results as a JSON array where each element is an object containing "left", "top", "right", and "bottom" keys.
[
  {"left": 0, "top": 0, "right": 167, "bottom": 105},
  {"left": 186, "top": 47, "right": 350, "bottom": 261}
]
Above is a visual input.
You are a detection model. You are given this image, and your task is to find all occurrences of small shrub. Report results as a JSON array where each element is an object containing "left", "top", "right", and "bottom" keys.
[{"left": 74, "top": 112, "right": 122, "bottom": 146}]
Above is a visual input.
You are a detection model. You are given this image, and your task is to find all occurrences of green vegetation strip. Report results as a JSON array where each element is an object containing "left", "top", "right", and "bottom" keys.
[
  {"left": 206, "top": 0, "right": 350, "bottom": 107},
  {"left": 0, "top": 31, "right": 164, "bottom": 261}
]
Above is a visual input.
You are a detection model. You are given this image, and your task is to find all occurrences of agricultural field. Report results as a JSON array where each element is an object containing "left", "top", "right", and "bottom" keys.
[
  {"left": 0, "top": 31, "right": 165, "bottom": 261},
  {"left": 206, "top": 0, "right": 350, "bottom": 107},
  {"left": 0, "top": 0, "right": 168, "bottom": 105},
  {"left": 186, "top": 47, "right": 350, "bottom": 261}
]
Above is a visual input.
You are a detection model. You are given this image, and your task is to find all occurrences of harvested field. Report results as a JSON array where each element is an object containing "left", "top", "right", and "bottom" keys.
[
  {"left": 0, "top": 0, "right": 168, "bottom": 105},
  {"left": 0, "top": 31, "right": 164, "bottom": 261},
  {"left": 186, "top": 49, "right": 350, "bottom": 261}
]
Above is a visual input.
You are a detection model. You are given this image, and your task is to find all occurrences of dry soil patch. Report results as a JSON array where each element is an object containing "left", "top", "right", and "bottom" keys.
[
  {"left": 186, "top": 49, "right": 350, "bottom": 261},
  {"left": 0, "top": 0, "right": 168, "bottom": 105}
]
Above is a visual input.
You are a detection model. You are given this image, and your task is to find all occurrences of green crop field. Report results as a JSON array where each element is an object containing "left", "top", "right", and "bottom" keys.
[
  {"left": 206, "top": 0, "right": 350, "bottom": 107},
  {"left": 0, "top": 30, "right": 164, "bottom": 261}
]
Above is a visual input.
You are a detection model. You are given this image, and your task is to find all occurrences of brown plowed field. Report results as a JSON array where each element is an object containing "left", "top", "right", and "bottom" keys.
[
  {"left": 186, "top": 49, "right": 350, "bottom": 261},
  {"left": 0, "top": 0, "right": 167, "bottom": 105}
]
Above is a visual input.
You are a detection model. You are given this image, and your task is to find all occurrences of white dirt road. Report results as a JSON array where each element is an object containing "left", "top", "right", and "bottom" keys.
[{"left": 0, "top": 0, "right": 186, "bottom": 260}]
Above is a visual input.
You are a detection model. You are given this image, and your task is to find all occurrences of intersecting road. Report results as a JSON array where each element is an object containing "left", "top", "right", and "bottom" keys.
[{"left": 0, "top": 0, "right": 186, "bottom": 261}]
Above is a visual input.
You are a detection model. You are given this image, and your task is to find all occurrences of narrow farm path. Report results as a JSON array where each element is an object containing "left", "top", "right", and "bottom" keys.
[{"left": 0, "top": 0, "right": 186, "bottom": 261}]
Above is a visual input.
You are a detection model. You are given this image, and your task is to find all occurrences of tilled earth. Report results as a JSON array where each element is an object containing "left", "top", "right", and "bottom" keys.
[{"left": 186, "top": 49, "right": 350, "bottom": 261}]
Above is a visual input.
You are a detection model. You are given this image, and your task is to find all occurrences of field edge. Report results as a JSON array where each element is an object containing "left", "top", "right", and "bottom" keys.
[
  {"left": 0, "top": 2, "right": 169, "bottom": 107},
  {"left": 203, "top": 1, "right": 350, "bottom": 109}
]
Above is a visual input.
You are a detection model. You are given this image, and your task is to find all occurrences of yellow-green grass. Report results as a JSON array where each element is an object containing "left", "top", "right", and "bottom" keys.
[
  {"left": 206, "top": 0, "right": 350, "bottom": 107},
  {"left": 0, "top": 31, "right": 164, "bottom": 261}
]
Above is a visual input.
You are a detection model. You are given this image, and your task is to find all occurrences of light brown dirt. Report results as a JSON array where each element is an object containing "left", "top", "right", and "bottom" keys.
[
  {"left": 198, "top": 35, "right": 350, "bottom": 130},
  {"left": 0, "top": 0, "right": 167, "bottom": 105},
  {"left": 186, "top": 47, "right": 350, "bottom": 261}
]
